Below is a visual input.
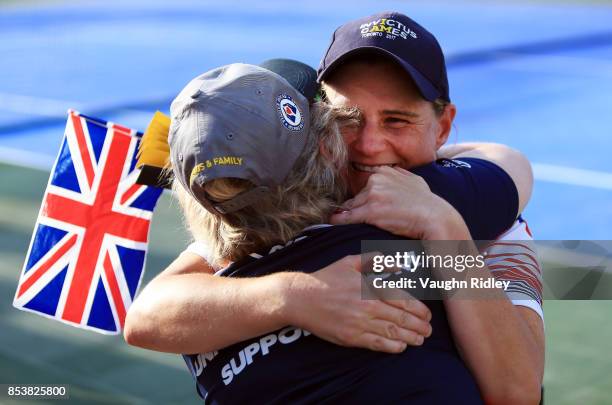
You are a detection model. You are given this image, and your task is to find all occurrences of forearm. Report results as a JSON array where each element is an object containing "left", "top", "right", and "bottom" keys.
[
  {"left": 429, "top": 218, "right": 543, "bottom": 404},
  {"left": 437, "top": 142, "right": 481, "bottom": 159},
  {"left": 437, "top": 142, "right": 509, "bottom": 160},
  {"left": 444, "top": 296, "right": 543, "bottom": 404},
  {"left": 124, "top": 271, "right": 295, "bottom": 354}
]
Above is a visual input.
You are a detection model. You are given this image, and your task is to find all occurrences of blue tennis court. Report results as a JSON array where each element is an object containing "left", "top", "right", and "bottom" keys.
[
  {"left": 1, "top": 0, "right": 611, "bottom": 239},
  {"left": 1, "top": 1, "right": 611, "bottom": 403}
]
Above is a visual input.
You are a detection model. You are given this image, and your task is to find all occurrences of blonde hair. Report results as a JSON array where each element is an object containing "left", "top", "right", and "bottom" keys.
[{"left": 173, "top": 101, "right": 350, "bottom": 267}]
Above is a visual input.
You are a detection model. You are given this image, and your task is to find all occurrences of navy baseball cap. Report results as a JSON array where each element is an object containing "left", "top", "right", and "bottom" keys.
[{"left": 317, "top": 11, "right": 450, "bottom": 102}]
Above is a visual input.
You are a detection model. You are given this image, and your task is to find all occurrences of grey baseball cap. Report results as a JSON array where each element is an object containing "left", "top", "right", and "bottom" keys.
[{"left": 169, "top": 62, "right": 311, "bottom": 214}]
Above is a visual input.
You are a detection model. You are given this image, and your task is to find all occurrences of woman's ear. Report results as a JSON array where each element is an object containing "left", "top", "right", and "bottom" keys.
[{"left": 435, "top": 103, "right": 457, "bottom": 149}]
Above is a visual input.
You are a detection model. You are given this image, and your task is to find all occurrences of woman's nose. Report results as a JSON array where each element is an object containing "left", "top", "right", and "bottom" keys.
[{"left": 352, "top": 122, "right": 386, "bottom": 156}]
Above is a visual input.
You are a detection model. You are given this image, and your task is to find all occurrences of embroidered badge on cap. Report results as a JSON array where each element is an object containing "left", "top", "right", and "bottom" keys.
[
  {"left": 359, "top": 18, "right": 418, "bottom": 40},
  {"left": 276, "top": 94, "right": 304, "bottom": 131}
]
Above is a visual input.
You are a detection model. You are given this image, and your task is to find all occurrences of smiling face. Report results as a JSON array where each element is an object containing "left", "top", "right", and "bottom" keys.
[{"left": 323, "top": 57, "right": 456, "bottom": 195}]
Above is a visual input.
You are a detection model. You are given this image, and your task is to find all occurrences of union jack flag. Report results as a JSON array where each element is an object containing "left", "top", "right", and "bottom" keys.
[{"left": 13, "top": 111, "right": 163, "bottom": 334}]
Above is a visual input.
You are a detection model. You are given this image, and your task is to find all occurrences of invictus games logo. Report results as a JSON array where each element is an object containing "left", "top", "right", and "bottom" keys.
[
  {"left": 276, "top": 94, "right": 304, "bottom": 131},
  {"left": 360, "top": 18, "right": 418, "bottom": 40}
]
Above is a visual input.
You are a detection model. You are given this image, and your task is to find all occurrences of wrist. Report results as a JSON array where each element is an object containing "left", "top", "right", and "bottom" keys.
[{"left": 273, "top": 271, "right": 307, "bottom": 327}]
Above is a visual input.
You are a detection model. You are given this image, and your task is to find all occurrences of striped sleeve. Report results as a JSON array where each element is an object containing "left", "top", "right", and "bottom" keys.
[{"left": 484, "top": 217, "right": 544, "bottom": 321}]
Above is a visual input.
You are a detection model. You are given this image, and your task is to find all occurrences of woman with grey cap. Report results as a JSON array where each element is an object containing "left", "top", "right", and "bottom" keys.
[{"left": 125, "top": 60, "right": 529, "bottom": 403}]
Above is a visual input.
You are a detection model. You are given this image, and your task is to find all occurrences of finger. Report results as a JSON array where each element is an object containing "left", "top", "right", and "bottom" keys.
[
  {"left": 341, "top": 198, "right": 355, "bottom": 210},
  {"left": 392, "top": 166, "right": 413, "bottom": 176},
  {"left": 370, "top": 303, "right": 432, "bottom": 338},
  {"left": 329, "top": 210, "right": 348, "bottom": 225},
  {"left": 383, "top": 298, "right": 432, "bottom": 323},
  {"left": 365, "top": 319, "right": 426, "bottom": 345},
  {"left": 341, "top": 188, "right": 370, "bottom": 210},
  {"left": 355, "top": 332, "right": 411, "bottom": 353},
  {"left": 340, "top": 252, "right": 385, "bottom": 274},
  {"left": 329, "top": 204, "right": 370, "bottom": 225},
  {"left": 330, "top": 207, "right": 350, "bottom": 222},
  {"left": 380, "top": 265, "right": 409, "bottom": 275},
  {"left": 371, "top": 165, "right": 397, "bottom": 175},
  {"left": 364, "top": 171, "right": 393, "bottom": 193},
  {"left": 359, "top": 251, "right": 384, "bottom": 274}
]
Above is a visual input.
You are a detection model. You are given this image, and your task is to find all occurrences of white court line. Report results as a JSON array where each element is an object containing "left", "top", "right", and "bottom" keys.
[
  {"left": 0, "top": 146, "right": 56, "bottom": 171},
  {"left": 0, "top": 92, "right": 80, "bottom": 117},
  {"left": 532, "top": 162, "right": 612, "bottom": 191},
  {"left": 1, "top": 147, "right": 611, "bottom": 191},
  {"left": 0, "top": 92, "right": 157, "bottom": 118}
]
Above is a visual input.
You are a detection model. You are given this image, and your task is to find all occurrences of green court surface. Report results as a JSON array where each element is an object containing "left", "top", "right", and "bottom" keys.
[{"left": 1, "top": 162, "right": 611, "bottom": 404}]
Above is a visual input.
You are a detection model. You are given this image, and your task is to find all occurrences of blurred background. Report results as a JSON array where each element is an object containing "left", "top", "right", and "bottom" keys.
[{"left": 1, "top": 0, "right": 611, "bottom": 403}]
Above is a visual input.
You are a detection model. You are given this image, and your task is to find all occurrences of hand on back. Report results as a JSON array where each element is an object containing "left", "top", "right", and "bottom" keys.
[{"left": 285, "top": 253, "right": 432, "bottom": 354}]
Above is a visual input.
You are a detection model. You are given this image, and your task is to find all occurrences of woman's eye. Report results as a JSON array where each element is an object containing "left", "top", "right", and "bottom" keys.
[{"left": 385, "top": 118, "right": 410, "bottom": 127}]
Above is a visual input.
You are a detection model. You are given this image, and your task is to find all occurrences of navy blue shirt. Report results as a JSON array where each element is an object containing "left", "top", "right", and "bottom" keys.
[{"left": 183, "top": 158, "right": 518, "bottom": 404}]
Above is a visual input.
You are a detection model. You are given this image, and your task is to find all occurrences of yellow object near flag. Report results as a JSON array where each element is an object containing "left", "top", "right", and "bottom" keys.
[{"left": 135, "top": 111, "right": 172, "bottom": 188}]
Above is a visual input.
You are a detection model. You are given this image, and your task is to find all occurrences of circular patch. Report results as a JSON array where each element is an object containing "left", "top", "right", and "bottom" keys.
[{"left": 276, "top": 94, "right": 304, "bottom": 131}]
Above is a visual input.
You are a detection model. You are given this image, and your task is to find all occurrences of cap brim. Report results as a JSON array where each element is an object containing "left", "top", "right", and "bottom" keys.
[
  {"left": 317, "top": 46, "right": 442, "bottom": 102},
  {"left": 260, "top": 59, "right": 319, "bottom": 102}
]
